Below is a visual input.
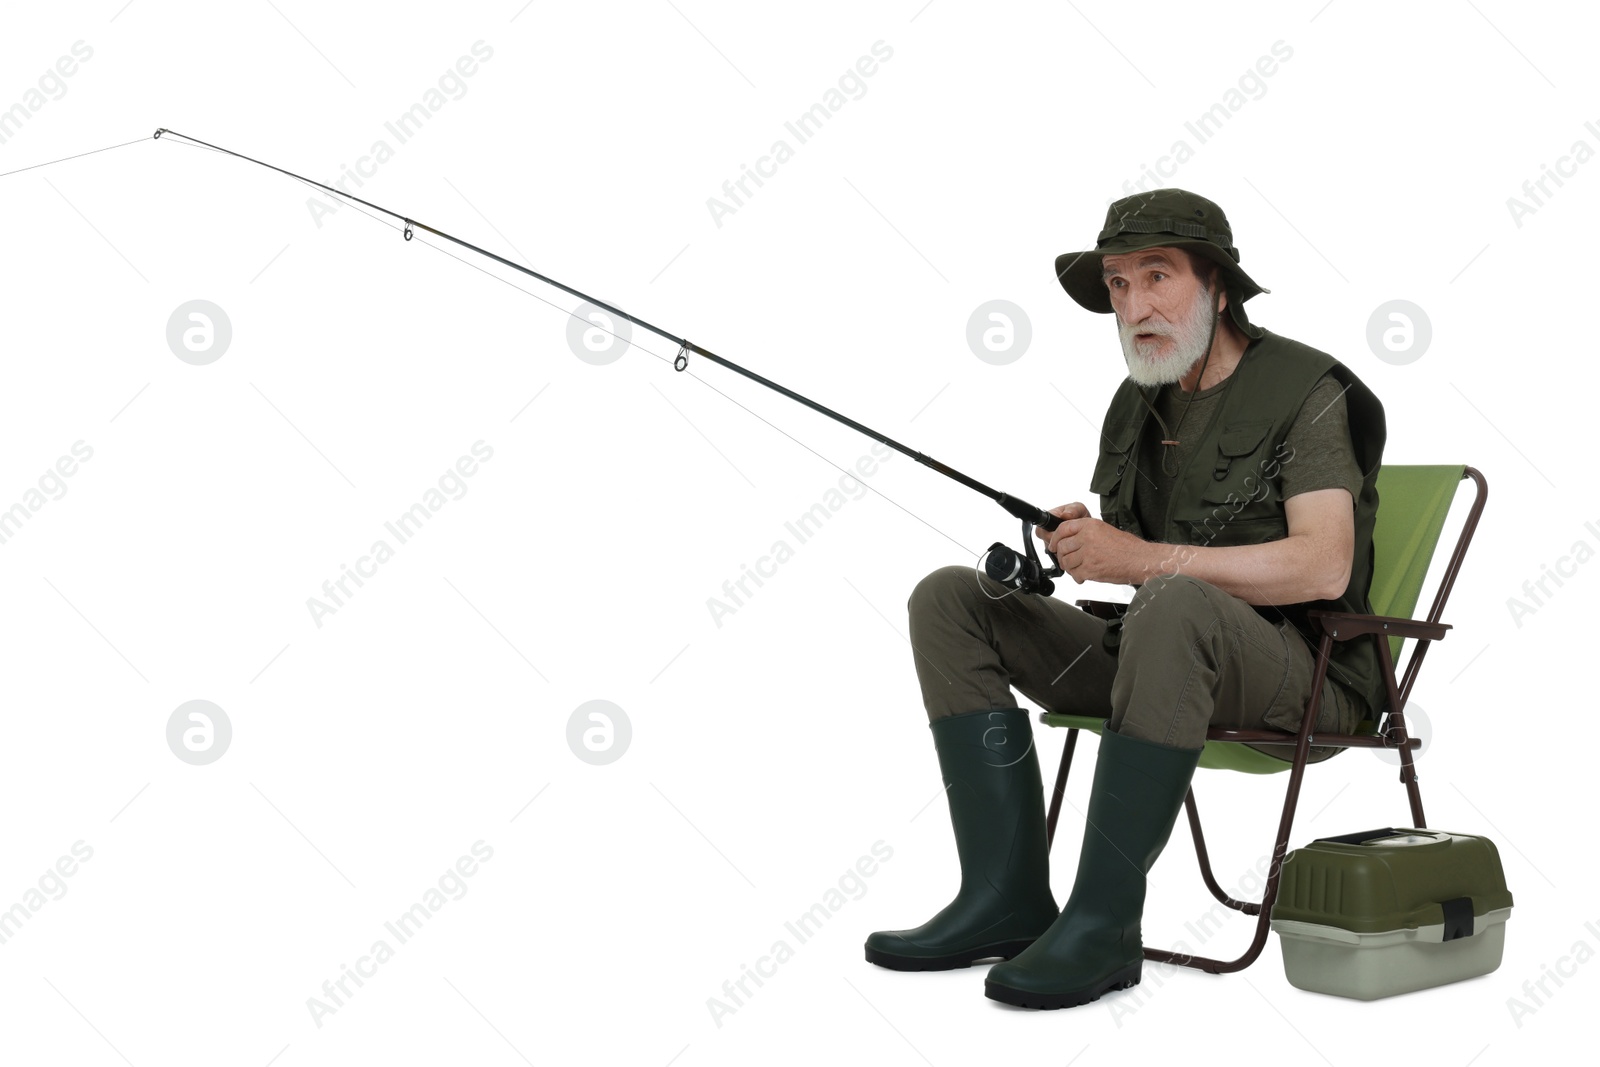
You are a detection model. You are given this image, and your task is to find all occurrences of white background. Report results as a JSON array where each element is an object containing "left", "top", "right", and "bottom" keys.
[{"left": 0, "top": 1, "right": 1592, "bottom": 1064}]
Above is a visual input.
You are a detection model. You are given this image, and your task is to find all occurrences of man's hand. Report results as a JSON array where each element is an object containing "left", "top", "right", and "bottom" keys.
[{"left": 1034, "top": 502, "right": 1153, "bottom": 586}]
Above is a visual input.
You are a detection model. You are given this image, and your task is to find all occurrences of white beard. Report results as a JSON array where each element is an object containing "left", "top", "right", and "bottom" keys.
[{"left": 1117, "top": 285, "right": 1218, "bottom": 388}]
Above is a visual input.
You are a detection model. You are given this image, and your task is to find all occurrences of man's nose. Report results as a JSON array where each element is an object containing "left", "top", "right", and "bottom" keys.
[{"left": 1120, "top": 282, "right": 1157, "bottom": 326}]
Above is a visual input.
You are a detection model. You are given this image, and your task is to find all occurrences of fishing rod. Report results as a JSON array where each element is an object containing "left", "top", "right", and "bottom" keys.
[{"left": 145, "top": 127, "right": 1069, "bottom": 594}]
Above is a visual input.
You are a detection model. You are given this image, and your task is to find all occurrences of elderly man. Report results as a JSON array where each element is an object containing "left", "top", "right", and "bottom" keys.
[{"left": 863, "top": 188, "right": 1387, "bottom": 1010}]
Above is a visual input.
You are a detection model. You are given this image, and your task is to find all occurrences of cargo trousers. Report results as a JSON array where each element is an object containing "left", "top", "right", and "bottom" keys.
[{"left": 907, "top": 565, "right": 1365, "bottom": 755}]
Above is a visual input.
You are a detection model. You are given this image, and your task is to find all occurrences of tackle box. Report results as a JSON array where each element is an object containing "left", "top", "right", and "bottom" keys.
[{"left": 1269, "top": 828, "right": 1513, "bottom": 1000}]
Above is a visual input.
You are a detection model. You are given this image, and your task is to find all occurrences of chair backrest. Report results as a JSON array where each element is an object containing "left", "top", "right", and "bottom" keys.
[{"left": 1368, "top": 464, "right": 1470, "bottom": 665}]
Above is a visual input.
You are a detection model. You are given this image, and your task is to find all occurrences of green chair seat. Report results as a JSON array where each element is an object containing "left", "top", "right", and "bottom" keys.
[{"left": 1038, "top": 713, "right": 1380, "bottom": 775}]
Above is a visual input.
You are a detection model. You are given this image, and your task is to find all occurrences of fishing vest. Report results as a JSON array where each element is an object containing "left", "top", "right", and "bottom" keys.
[{"left": 1090, "top": 328, "right": 1390, "bottom": 725}]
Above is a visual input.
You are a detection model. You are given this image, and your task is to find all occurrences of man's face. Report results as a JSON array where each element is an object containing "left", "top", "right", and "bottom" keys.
[{"left": 1101, "top": 246, "right": 1218, "bottom": 388}]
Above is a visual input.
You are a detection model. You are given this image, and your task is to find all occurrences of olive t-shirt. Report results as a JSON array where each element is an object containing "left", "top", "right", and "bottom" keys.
[{"left": 1132, "top": 370, "right": 1363, "bottom": 536}]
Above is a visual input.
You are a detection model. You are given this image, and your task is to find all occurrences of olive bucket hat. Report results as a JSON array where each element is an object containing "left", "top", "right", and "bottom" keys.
[{"left": 1054, "top": 187, "right": 1270, "bottom": 339}]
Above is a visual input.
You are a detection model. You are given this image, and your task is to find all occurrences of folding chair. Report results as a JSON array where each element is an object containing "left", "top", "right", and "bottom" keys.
[{"left": 1038, "top": 464, "right": 1487, "bottom": 973}]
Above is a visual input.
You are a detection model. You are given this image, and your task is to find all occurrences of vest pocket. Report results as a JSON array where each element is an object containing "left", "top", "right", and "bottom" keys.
[
  {"left": 1088, "top": 422, "right": 1139, "bottom": 522},
  {"left": 1200, "top": 419, "right": 1277, "bottom": 507},
  {"left": 1187, "top": 419, "right": 1285, "bottom": 546}
]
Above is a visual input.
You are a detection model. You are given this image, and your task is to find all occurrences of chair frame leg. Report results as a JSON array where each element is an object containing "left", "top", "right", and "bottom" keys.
[
  {"left": 1142, "top": 666, "right": 1326, "bottom": 974},
  {"left": 1375, "top": 625, "right": 1429, "bottom": 827},
  {"left": 1042, "top": 633, "right": 1432, "bottom": 975},
  {"left": 1044, "top": 727, "right": 1079, "bottom": 850},
  {"left": 1042, "top": 714, "right": 1309, "bottom": 973},
  {"left": 1151, "top": 632, "right": 1430, "bottom": 973},
  {"left": 1180, "top": 788, "right": 1260, "bottom": 916}
]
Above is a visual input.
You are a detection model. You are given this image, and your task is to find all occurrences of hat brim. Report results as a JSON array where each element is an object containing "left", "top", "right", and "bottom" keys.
[{"left": 1054, "top": 233, "right": 1267, "bottom": 315}]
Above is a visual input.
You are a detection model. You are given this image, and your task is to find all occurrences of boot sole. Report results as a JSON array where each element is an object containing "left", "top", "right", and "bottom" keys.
[
  {"left": 983, "top": 961, "right": 1142, "bottom": 1009},
  {"left": 864, "top": 939, "right": 1037, "bottom": 972}
]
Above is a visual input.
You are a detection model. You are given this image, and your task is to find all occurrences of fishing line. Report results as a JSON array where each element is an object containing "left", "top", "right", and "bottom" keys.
[
  {"left": 0, "top": 135, "right": 149, "bottom": 179},
  {"left": 6, "top": 128, "right": 1073, "bottom": 593}
]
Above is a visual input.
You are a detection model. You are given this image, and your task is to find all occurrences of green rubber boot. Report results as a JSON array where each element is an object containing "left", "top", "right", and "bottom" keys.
[
  {"left": 984, "top": 726, "right": 1201, "bottom": 1008},
  {"left": 865, "top": 707, "right": 1059, "bottom": 971}
]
